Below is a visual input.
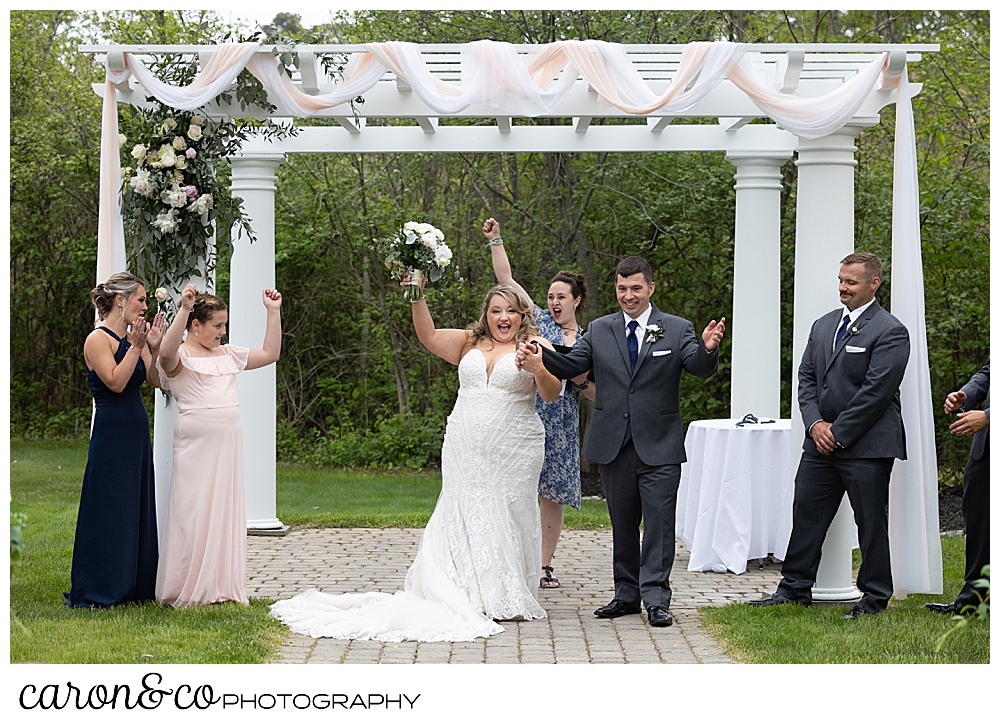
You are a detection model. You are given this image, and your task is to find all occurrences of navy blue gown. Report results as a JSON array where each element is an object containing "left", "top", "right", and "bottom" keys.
[{"left": 66, "top": 327, "right": 158, "bottom": 607}]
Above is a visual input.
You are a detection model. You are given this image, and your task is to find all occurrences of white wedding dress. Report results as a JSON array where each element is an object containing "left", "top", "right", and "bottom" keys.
[{"left": 270, "top": 350, "right": 547, "bottom": 641}]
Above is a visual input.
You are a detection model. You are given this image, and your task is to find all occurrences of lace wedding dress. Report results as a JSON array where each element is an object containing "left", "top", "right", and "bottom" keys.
[{"left": 270, "top": 349, "right": 547, "bottom": 641}]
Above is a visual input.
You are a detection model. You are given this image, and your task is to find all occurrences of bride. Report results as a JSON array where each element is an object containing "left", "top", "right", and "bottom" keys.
[{"left": 270, "top": 281, "right": 563, "bottom": 641}]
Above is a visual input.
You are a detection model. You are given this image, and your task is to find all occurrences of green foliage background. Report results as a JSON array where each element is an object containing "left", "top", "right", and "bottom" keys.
[{"left": 9, "top": 10, "right": 989, "bottom": 473}]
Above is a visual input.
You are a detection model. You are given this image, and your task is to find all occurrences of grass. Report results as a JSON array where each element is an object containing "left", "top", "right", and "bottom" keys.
[
  {"left": 701, "top": 535, "right": 990, "bottom": 664},
  {"left": 276, "top": 461, "right": 612, "bottom": 528},
  {"left": 9, "top": 439, "right": 608, "bottom": 663},
  {"left": 10, "top": 441, "right": 286, "bottom": 663}
]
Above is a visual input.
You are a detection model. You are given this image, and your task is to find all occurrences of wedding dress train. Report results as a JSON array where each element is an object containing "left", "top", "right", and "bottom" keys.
[{"left": 270, "top": 350, "right": 546, "bottom": 641}]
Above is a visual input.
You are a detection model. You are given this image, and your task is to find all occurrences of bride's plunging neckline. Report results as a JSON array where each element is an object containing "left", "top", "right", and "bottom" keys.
[{"left": 466, "top": 347, "right": 517, "bottom": 387}]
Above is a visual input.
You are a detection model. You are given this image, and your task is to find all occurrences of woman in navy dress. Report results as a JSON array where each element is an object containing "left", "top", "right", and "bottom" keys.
[
  {"left": 484, "top": 218, "right": 596, "bottom": 588},
  {"left": 66, "top": 272, "right": 165, "bottom": 607}
]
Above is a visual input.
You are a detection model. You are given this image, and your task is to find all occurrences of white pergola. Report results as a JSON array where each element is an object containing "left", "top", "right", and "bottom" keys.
[{"left": 82, "top": 41, "right": 941, "bottom": 598}]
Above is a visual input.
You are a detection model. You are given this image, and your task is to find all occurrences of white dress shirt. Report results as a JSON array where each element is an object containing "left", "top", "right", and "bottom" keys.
[
  {"left": 832, "top": 298, "right": 876, "bottom": 352},
  {"left": 622, "top": 306, "right": 654, "bottom": 356}
]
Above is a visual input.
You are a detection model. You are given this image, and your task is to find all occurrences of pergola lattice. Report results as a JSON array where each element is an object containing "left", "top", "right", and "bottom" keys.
[{"left": 80, "top": 41, "right": 943, "bottom": 596}]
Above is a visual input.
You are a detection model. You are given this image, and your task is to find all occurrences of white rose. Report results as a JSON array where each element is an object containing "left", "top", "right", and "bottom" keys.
[
  {"left": 151, "top": 208, "right": 179, "bottom": 234},
  {"left": 187, "top": 124, "right": 203, "bottom": 141},
  {"left": 131, "top": 144, "right": 147, "bottom": 163},
  {"left": 174, "top": 157, "right": 188, "bottom": 170},
  {"left": 403, "top": 221, "right": 419, "bottom": 232},
  {"left": 190, "top": 114, "right": 204, "bottom": 126},
  {"left": 433, "top": 227, "right": 445, "bottom": 241},
  {"left": 160, "top": 183, "right": 188, "bottom": 209},
  {"left": 118, "top": 133, "right": 127, "bottom": 148},
  {"left": 152, "top": 144, "right": 176, "bottom": 169},
  {"left": 154, "top": 287, "right": 170, "bottom": 302},
  {"left": 172, "top": 136, "right": 187, "bottom": 151},
  {"left": 434, "top": 245, "right": 453, "bottom": 267},
  {"left": 188, "top": 193, "right": 214, "bottom": 215},
  {"left": 129, "top": 168, "right": 154, "bottom": 197},
  {"left": 421, "top": 232, "right": 438, "bottom": 247}
]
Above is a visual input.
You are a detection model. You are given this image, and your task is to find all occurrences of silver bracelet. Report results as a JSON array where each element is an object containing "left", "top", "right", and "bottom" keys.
[{"left": 488, "top": 237, "right": 504, "bottom": 247}]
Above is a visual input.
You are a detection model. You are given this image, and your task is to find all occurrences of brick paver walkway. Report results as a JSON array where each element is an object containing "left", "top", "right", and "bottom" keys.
[{"left": 248, "top": 528, "right": 783, "bottom": 664}]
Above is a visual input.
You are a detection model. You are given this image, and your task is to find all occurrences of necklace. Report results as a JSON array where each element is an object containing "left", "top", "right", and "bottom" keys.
[{"left": 184, "top": 343, "right": 217, "bottom": 358}]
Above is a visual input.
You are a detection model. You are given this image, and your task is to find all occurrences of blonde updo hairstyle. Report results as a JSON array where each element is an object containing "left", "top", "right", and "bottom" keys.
[
  {"left": 186, "top": 293, "right": 228, "bottom": 331},
  {"left": 91, "top": 272, "right": 145, "bottom": 321},
  {"left": 466, "top": 285, "right": 539, "bottom": 347}
]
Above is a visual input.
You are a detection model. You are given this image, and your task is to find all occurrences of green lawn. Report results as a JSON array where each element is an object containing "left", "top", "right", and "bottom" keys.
[
  {"left": 9, "top": 439, "right": 607, "bottom": 663},
  {"left": 701, "top": 535, "right": 990, "bottom": 664},
  {"left": 11, "top": 440, "right": 987, "bottom": 664}
]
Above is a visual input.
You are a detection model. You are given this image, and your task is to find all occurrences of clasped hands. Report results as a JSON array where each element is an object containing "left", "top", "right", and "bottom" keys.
[
  {"left": 944, "top": 390, "right": 989, "bottom": 436},
  {"left": 514, "top": 342, "right": 544, "bottom": 375}
]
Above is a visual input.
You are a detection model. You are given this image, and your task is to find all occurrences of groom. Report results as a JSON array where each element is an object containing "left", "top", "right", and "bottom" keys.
[{"left": 520, "top": 256, "right": 724, "bottom": 627}]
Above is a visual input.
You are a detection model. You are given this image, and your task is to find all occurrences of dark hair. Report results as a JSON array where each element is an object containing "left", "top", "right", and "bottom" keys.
[
  {"left": 91, "top": 272, "right": 145, "bottom": 321},
  {"left": 549, "top": 270, "right": 588, "bottom": 313},
  {"left": 841, "top": 252, "right": 883, "bottom": 282},
  {"left": 186, "top": 292, "right": 228, "bottom": 331},
  {"left": 615, "top": 256, "right": 653, "bottom": 285}
]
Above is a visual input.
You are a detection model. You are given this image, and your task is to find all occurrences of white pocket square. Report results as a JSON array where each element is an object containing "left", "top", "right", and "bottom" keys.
[
  {"left": 652, "top": 350, "right": 672, "bottom": 357},
  {"left": 845, "top": 345, "right": 866, "bottom": 353}
]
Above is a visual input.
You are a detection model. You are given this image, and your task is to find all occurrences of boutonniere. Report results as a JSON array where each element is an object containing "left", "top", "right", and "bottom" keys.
[
  {"left": 850, "top": 324, "right": 860, "bottom": 336},
  {"left": 645, "top": 324, "right": 664, "bottom": 344}
]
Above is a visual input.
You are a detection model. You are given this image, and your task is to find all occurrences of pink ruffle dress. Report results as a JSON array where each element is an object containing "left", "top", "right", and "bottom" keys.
[{"left": 155, "top": 344, "right": 250, "bottom": 607}]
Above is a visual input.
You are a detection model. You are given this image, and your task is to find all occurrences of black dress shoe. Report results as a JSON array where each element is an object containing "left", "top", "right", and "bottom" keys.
[
  {"left": 594, "top": 598, "right": 641, "bottom": 618},
  {"left": 747, "top": 594, "right": 802, "bottom": 607},
  {"left": 843, "top": 605, "right": 878, "bottom": 620},
  {"left": 925, "top": 601, "right": 960, "bottom": 614},
  {"left": 646, "top": 605, "right": 673, "bottom": 627}
]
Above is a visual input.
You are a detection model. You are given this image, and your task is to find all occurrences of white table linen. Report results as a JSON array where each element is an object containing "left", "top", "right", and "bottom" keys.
[{"left": 676, "top": 419, "right": 792, "bottom": 575}]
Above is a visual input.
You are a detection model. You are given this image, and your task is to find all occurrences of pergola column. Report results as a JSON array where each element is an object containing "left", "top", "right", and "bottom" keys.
[
  {"left": 152, "top": 243, "right": 215, "bottom": 540},
  {"left": 229, "top": 151, "right": 286, "bottom": 531},
  {"left": 726, "top": 151, "right": 791, "bottom": 420},
  {"left": 791, "top": 124, "right": 871, "bottom": 601}
]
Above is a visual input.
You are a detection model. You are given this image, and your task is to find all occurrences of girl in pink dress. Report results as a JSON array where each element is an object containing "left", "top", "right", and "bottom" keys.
[{"left": 155, "top": 284, "right": 282, "bottom": 607}]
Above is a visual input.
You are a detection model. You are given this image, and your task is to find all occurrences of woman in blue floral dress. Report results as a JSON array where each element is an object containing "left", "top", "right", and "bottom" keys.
[{"left": 484, "top": 218, "right": 595, "bottom": 588}]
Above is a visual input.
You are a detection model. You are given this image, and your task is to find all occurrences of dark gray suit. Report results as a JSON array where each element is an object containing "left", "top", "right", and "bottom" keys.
[
  {"left": 956, "top": 359, "right": 989, "bottom": 608},
  {"left": 542, "top": 303, "right": 718, "bottom": 608},
  {"left": 776, "top": 299, "right": 909, "bottom": 613}
]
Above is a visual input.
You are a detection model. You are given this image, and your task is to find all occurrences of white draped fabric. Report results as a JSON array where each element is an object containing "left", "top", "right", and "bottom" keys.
[
  {"left": 885, "top": 67, "right": 943, "bottom": 596},
  {"left": 96, "top": 39, "right": 940, "bottom": 594}
]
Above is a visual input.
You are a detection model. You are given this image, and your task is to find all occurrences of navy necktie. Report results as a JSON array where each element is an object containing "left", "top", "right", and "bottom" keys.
[
  {"left": 627, "top": 320, "right": 639, "bottom": 368},
  {"left": 834, "top": 314, "right": 852, "bottom": 350}
]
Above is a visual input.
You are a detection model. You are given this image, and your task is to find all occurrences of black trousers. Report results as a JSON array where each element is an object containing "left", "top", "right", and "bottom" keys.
[
  {"left": 957, "top": 446, "right": 990, "bottom": 607},
  {"left": 599, "top": 438, "right": 681, "bottom": 609},
  {"left": 776, "top": 452, "right": 895, "bottom": 613}
]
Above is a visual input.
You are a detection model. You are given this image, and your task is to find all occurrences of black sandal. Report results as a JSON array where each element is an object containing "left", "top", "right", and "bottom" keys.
[{"left": 540, "top": 565, "right": 560, "bottom": 589}]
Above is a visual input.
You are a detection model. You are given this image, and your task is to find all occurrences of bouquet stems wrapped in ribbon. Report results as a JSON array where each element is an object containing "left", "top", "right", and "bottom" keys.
[{"left": 375, "top": 221, "right": 459, "bottom": 301}]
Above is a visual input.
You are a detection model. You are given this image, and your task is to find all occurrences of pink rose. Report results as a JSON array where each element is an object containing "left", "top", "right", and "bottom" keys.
[
  {"left": 185, "top": 148, "right": 197, "bottom": 159},
  {"left": 185, "top": 185, "right": 198, "bottom": 198}
]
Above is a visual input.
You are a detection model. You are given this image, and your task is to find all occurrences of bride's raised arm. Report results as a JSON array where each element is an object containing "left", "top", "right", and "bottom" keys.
[
  {"left": 409, "top": 280, "right": 468, "bottom": 365},
  {"left": 484, "top": 218, "right": 531, "bottom": 301}
]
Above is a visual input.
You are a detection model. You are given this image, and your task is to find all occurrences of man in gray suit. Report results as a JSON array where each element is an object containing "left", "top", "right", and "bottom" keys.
[
  {"left": 750, "top": 252, "right": 909, "bottom": 618},
  {"left": 520, "top": 256, "right": 725, "bottom": 627},
  {"left": 927, "top": 358, "right": 990, "bottom": 615}
]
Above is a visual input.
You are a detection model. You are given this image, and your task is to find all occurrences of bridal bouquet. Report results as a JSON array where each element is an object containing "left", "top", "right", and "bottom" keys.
[{"left": 375, "top": 221, "right": 458, "bottom": 301}]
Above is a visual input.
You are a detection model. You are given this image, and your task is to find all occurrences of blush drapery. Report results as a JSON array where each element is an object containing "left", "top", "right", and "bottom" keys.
[{"left": 96, "top": 39, "right": 939, "bottom": 595}]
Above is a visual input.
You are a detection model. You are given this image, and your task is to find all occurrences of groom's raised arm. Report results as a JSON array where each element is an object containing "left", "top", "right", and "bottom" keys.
[{"left": 539, "top": 332, "right": 594, "bottom": 380}]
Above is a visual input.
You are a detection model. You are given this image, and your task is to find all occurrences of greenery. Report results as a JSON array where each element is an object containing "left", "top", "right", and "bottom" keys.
[
  {"left": 9, "top": 437, "right": 607, "bottom": 662},
  {"left": 701, "top": 535, "right": 990, "bottom": 663},
  {"left": 9, "top": 10, "right": 989, "bottom": 476},
  {"left": 9, "top": 441, "right": 287, "bottom": 664}
]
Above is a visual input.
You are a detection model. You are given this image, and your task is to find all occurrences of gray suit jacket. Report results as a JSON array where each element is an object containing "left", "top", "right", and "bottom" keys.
[
  {"left": 541, "top": 303, "right": 718, "bottom": 466},
  {"left": 799, "top": 299, "right": 909, "bottom": 460},
  {"left": 961, "top": 358, "right": 990, "bottom": 461}
]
